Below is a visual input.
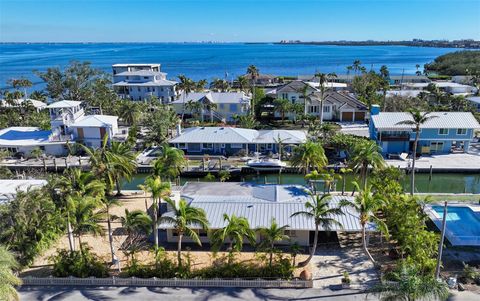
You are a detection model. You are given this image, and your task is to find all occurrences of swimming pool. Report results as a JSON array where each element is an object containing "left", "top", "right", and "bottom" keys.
[{"left": 427, "top": 204, "right": 480, "bottom": 246}]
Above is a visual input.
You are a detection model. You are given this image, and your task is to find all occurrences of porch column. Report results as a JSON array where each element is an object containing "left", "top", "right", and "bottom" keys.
[
  {"left": 352, "top": 111, "right": 356, "bottom": 122},
  {"left": 464, "top": 140, "right": 470, "bottom": 153}
]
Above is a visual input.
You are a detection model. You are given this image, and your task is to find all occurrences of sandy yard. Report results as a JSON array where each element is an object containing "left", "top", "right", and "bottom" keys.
[{"left": 22, "top": 192, "right": 311, "bottom": 278}]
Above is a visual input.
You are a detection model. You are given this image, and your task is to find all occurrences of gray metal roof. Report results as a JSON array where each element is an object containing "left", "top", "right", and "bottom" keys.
[
  {"left": 159, "top": 182, "right": 374, "bottom": 232},
  {"left": 371, "top": 112, "right": 480, "bottom": 130},
  {"left": 169, "top": 127, "right": 307, "bottom": 144},
  {"left": 171, "top": 92, "right": 251, "bottom": 104}
]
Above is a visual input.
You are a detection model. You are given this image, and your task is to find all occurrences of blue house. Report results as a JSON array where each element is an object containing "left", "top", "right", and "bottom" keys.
[
  {"left": 369, "top": 105, "right": 480, "bottom": 155},
  {"left": 169, "top": 127, "right": 307, "bottom": 156}
]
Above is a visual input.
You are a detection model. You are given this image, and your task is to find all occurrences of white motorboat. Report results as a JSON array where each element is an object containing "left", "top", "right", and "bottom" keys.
[{"left": 246, "top": 157, "right": 287, "bottom": 171}]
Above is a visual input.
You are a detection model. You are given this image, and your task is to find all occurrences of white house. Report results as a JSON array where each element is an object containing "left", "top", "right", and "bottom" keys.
[
  {"left": 466, "top": 96, "right": 480, "bottom": 112},
  {"left": 0, "top": 179, "right": 47, "bottom": 204},
  {"left": 159, "top": 182, "right": 374, "bottom": 246},
  {"left": 402, "top": 82, "right": 478, "bottom": 95},
  {"left": 112, "top": 63, "right": 177, "bottom": 102},
  {"left": 0, "top": 100, "right": 120, "bottom": 156},
  {"left": 0, "top": 98, "right": 47, "bottom": 112},
  {"left": 171, "top": 92, "right": 251, "bottom": 122}
]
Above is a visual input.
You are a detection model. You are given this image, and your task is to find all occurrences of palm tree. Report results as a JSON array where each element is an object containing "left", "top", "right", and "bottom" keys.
[
  {"left": 290, "top": 141, "right": 328, "bottom": 174},
  {"left": 186, "top": 99, "right": 202, "bottom": 120},
  {"left": 108, "top": 141, "right": 137, "bottom": 195},
  {"left": 291, "top": 194, "right": 345, "bottom": 267},
  {"left": 396, "top": 109, "right": 438, "bottom": 195},
  {"left": 314, "top": 72, "right": 336, "bottom": 124},
  {"left": 177, "top": 75, "right": 196, "bottom": 120},
  {"left": 69, "top": 196, "right": 105, "bottom": 253},
  {"left": 211, "top": 214, "right": 256, "bottom": 253},
  {"left": 138, "top": 176, "right": 171, "bottom": 249},
  {"left": 159, "top": 198, "right": 209, "bottom": 267},
  {"left": 371, "top": 263, "right": 449, "bottom": 301},
  {"left": 341, "top": 182, "right": 388, "bottom": 266},
  {"left": 0, "top": 246, "right": 21, "bottom": 301},
  {"left": 195, "top": 79, "right": 208, "bottom": 92},
  {"left": 257, "top": 218, "right": 289, "bottom": 267},
  {"left": 349, "top": 140, "right": 385, "bottom": 189},
  {"left": 202, "top": 100, "right": 218, "bottom": 122},
  {"left": 120, "top": 209, "right": 152, "bottom": 261},
  {"left": 152, "top": 145, "right": 186, "bottom": 181},
  {"left": 339, "top": 167, "right": 353, "bottom": 196},
  {"left": 247, "top": 65, "right": 259, "bottom": 115},
  {"left": 289, "top": 242, "right": 302, "bottom": 267},
  {"left": 56, "top": 169, "right": 105, "bottom": 252},
  {"left": 211, "top": 78, "right": 230, "bottom": 92},
  {"left": 273, "top": 98, "right": 291, "bottom": 123},
  {"left": 100, "top": 196, "right": 120, "bottom": 263},
  {"left": 236, "top": 76, "right": 250, "bottom": 94},
  {"left": 352, "top": 60, "right": 362, "bottom": 75},
  {"left": 118, "top": 100, "right": 142, "bottom": 125}
]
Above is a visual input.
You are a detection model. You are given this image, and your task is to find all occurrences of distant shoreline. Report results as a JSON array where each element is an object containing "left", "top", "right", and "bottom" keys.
[{"left": 274, "top": 40, "right": 480, "bottom": 49}]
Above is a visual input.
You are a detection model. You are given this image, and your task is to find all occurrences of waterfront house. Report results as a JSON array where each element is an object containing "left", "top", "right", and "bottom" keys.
[
  {"left": 268, "top": 80, "right": 367, "bottom": 121},
  {"left": 466, "top": 96, "right": 480, "bottom": 112},
  {"left": 241, "top": 73, "right": 280, "bottom": 87},
  {"left": 159, "top": 182, "right": 373, "bottom": 246},
  {"left": 389, "top": 75, "right": 430, "bottom": 85},
  {"left": 112, "top": 63, "right": 177, "bottom": 102},
  {"left": 169, "top": 126, "right": 307, "bottom": 156},
  {"left": 402, "top": 82, "right": 478, "bottom": 95},
  {"left": 0, "top": 100, "right": 120, "bottom": 156},
  {"left": 0, "top": 98, "right": 47, "bottom": 112},
  {"left": 0, "top": 179, "right": 47, "bottom": 204},
  {"left": 171, "top": 92, "right": 251, "bottom": 122},
  {"left": 369, "top": 105, "right": 480, "bottom": 155}
]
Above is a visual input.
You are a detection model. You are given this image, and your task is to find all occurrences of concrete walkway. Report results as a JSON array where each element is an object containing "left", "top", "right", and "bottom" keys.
[
  {"left": 385, "top": 151, "right": 480, "bottom": 172},
  {"left": 311, "top": 248, "right": 378, "bottom": 289}
]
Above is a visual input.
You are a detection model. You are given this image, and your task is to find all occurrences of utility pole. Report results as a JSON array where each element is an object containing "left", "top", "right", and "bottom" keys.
[{"left": 435, "top": 201, "right": 448, "bottom": 279}]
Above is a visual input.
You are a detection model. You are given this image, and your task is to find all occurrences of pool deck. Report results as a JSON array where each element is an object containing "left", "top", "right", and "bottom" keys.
[{"left": 385, "top": 149, "right": 480, "bottom": 173}]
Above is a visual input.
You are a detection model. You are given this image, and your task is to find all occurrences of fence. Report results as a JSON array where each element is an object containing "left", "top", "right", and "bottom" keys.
[{"left": 21, "top": 276, "right": 313, "bottom": 288}]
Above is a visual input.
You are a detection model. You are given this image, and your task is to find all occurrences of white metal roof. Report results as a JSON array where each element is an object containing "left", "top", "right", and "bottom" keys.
[
  {"left": 0, "top": 179, "right": 47, "bottom": 203},
  {"left": 0, "top": 98, "right": 47, "bottom": 109},
  {"left": 115, "top": 70, "right": 167, "bottom": 77},
  {"left": 170, "top": 127, "right": 258, "bottom": 144},
  {"left": 112, "top": 80, "right": 177, "bottom": 86},
  {"left": 169, "top": 127, "right": 306, "bottom": 144},
  {"left": 371, "top": 112, "right": 480, "bottom": 130},
  {"left": 171, "top": 92, "right": 251, "bottom": 104},
  {"left": 159, "top": 182, "right": 374, "bottom": 232},
  {"left": 112, "top": 63, "right": 160, "bottom": 67},
  {"left": 46, "top": 100, "right": 82, "bottom": 109},
  {"left": 69, "top": 115, "right": 118, "bottom": 128},
  {"left": 467, "top": 96, "right": 480, "bottom": 105}
]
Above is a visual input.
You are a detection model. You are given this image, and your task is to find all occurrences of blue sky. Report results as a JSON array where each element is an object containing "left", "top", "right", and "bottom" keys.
[{"left": 1, "top": 0, "right": 479, "bottom": 42}]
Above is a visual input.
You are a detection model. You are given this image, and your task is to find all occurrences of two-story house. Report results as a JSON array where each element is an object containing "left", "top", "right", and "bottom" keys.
[
  {"left": 0, "top": 100, "right": 120, "bottom": 157},
  {"left": 112, "top": 63, "right": 177, "bottom": 102},
  {"left": 369, "top": 105, "right": 480, "bottom": 155},
  {"left": 171, "top": 92, "right": 251, "bottom": 122},
  {"left": 269, "top": 81, "right": 367, "bottom": 122}
]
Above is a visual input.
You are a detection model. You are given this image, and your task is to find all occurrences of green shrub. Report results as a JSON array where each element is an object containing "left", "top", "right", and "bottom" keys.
[{"left": 51, "top": 248, "right": 109, "bottom": 278}]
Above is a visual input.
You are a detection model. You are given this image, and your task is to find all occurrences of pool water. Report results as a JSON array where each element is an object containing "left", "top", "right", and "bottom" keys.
[{"left": 432, "top": 205, "right": 480, "bottom": 242}]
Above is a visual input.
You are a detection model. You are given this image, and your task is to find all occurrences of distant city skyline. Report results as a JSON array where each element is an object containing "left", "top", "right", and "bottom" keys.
[{"left": 1, "top": 0, "right": 479, "bottom": 42}]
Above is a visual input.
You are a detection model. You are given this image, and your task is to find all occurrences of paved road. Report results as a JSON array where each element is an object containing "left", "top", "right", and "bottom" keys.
[{"left": 18, "top": 286, "right": 479, "bottom": 301}]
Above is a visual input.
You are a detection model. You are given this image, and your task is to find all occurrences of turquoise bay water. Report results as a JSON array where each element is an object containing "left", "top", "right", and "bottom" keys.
[
  {"left": 0, "top": 43, "right": 459, "bottom": 88},
  {"left": 123, "top": 172, "right": 480, "bottom": 194}
]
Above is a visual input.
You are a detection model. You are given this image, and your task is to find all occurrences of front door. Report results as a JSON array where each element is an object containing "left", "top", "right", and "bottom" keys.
[{"left": 77, "top": 128, "right": 84, "bottom": 139}]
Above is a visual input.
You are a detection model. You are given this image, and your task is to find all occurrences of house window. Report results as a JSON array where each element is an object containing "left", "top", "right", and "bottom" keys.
[
  {"left": 308, "top": 106, "right": 318, "bottom": 113},
  {"left": 457, "top": 128, "right": 467, "bottom": 135},
  {"left": 202, "top": 143, "right": 213, "bottom": 149},
  {"left": 137, "top": 87, "right": 141, "bottom": 92},
  {"left": 144, "top": 76, "right": 149, "bottom": 79},
  {"left": 219, "top": 104, "right": 225, "bottom": 110},
  {"left": 291, "top": 96, "right": 297, "bottom": 103},
  {"left": 147, "top": 87, "right": 151, "bottom": 92},
  {"left": 221, "top": 144, "right": 226, "bottom": 148},
  {"left": 230, "top": 143, "right": 242, "bottom": 148},
  {"left": 188, "top": 143, "right": 201, "bottom": 151},
  {"left": 438, "top": 129, "right": 448, "bottom": 135},
  {"left": 430, "top": 142, "right": 444, "bottom": 153},
  {"left": 323, "top": 106, "right": 331, "bottom": 113},
  {"left": 285, "top": 230, "right": 297, "bottom": 238},
  {"left": 178, "top": 143, "right": 186, "bottom": 149},
  {"left": 282, "top": 93, "right": 288, "bottom": 99},
  {"left": 266, "top": 143, "right": 273, "bottom": 150},
  {"left": 229, "top": 104, "right": 237, "bottom": 112}
]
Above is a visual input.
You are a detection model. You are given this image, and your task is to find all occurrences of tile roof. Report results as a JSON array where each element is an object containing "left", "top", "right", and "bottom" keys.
[{"left": 371, "top": 112, "right": 480, "bottom": 130}]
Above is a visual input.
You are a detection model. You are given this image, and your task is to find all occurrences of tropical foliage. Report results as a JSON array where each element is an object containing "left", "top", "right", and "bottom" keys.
[{"left": 0, "top": 246, "right": 21, "bottom": 301}]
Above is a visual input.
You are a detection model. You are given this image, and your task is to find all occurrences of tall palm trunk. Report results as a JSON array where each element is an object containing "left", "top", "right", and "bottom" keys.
[
  {"left": 269, "top": 242, "right": 274, "bottom": 268},
  {"left": 177, "top": 233, "right": 183, "bottom": 267},
  {"left": 106, "top": 207, "right": 116, "bottom": 263},
  {"left": 299, "top": 223, "right": 318, "bottom": 267},
  {"left": 362, "top": 162, "right": 368, "bottom": 189},
  {"left": 153, "top": 201, "right": 159, "bottom": 248},
  {"left": 115, "top": 177, "right": 122, "bottom": 196},
  {"left": 67, "top": 216, "right": 75, "bottom": 252},
  {"left": 362, "top": 223, "right": 375, "bottom": 265},
  {"left": 319, "top": 98, "right": 324, "bottom": 124},
  {"left": 342, "top": 177, "right": 346, "bottom": 196},
  {"left": 410, "top": 130, "right": 419, "bottom": 195}
]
